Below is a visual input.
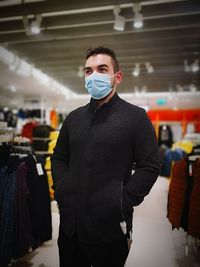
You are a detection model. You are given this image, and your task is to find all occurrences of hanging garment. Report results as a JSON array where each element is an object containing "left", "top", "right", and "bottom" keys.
[
  {"left": 0, "top": 143, "right": 11, "bottom": 168},
  {"left": 172, "top": 140, "right": 194, "bottom": 154},
  {"left": 32, "top": 125, "right": 54, "bottom": 152},
  {"left": 25, "top": 155, "right": 52, "bottom": 248},
  {"left": 32, "top": 139, "right": 50, "bottom": 152},
  {"left": 32, "top": 125, "right": 54, "bottom": 138},
  {"left": 13, "top": 161, "right": 33, "bottom": 258},
  {"left": 47, "top": 139, "right": 56, "bottom": 154},
  {"left": 158, "top": 124, "right": 173, "bottom": 148},
  {"left": 49, "top": 130, "right": 59, "bottom": 141},
  {"left": 0, "top": 166, "right": 16, "bottom": 267},
  {"left": 167, "top": 159, "right": 188, "bottom": 229},
  {"left": 0, "top": 152, "right": 52, "bottom": 266},
  {"left": 21, "top": 121, "right": 38, "bottom": 141},
  {"left": 45, "top": 156, "right": 51, "bottom": 170},
  {"left": 161, "top": 148, "right": 186, "bottom": 177},
  {"left": 188, "top": 158, "right": 200, "bottom": 239},
  {"left": 50, "top": 109, "right": 58, "bottom": 129}
]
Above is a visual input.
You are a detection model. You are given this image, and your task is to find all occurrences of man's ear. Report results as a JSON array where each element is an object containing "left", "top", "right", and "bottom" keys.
[{"left": 115, "top": 71, "right": 123, "bottom": 85}]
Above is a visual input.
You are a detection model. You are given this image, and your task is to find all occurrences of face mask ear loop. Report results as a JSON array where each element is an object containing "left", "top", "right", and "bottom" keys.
[
  {"left": 111, "top": 72, "right": 118, "bottom": 88},
  {"left": 111, "top": 72, "right": 117, "bottom": 79}
]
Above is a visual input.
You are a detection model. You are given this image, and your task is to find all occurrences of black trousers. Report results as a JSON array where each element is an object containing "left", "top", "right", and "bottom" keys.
[{"left": 58, "top": 225, "right": 129, "bottom": 267}]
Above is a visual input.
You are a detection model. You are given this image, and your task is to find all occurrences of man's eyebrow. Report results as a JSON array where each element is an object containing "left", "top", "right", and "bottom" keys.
[
  {"left": 84, "top": 66, "right": 91, "bottom": 71},
  {"left": 97, "top": 64, "right": 109, "bottom": 68},
  {"left": 84, "top": 64, "right": 109, "bottom": 70}
]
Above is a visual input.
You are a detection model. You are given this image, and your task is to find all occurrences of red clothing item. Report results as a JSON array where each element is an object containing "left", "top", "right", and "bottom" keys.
[
  {"left": 168, "top": 159, "right": 188, "bottom": 229},
  {"left": 21, "top": 121, "right": 38, "bottom": 141}
]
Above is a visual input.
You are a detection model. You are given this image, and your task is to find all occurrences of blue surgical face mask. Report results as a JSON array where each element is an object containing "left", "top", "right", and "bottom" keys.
[{"left": 85, "top": 72, "right": 114, "bottom": 100}]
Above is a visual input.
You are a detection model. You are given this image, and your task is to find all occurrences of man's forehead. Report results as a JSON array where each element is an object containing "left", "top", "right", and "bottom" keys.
[{"left": 85, "top": 54, "right": 112, "bottom": 67}]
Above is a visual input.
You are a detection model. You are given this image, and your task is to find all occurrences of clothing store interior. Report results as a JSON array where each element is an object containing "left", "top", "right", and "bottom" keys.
[{"left": 0, "top": 0, "right": 200, "bottom": 266}]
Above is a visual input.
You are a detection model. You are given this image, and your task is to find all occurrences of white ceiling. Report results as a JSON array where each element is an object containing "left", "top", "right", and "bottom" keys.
[{"left": 0, "top": 0, "right": 200, "bottom": 111}]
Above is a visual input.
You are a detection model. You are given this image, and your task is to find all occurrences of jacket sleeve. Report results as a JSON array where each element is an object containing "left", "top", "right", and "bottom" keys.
[
  {"left": 123, "top": 109, "right": 160, "bottom": 208},
  {"left": 51, "top": 118, "right": 69, "bottom": 190}
]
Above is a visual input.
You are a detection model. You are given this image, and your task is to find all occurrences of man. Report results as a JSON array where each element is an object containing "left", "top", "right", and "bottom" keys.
[{"left": 51, "top": 47, "right": 160, "bottom": 267}]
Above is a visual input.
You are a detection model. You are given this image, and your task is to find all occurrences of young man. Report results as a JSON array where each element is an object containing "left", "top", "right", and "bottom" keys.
[{"left": 51, "top": 47, "right": 160, "bottom": 267}]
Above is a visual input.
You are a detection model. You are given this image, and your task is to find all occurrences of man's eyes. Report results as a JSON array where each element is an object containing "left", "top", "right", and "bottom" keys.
[
  {"left": 85, "top": 68, "right": 108, "bottom": 75},
  {"left": 99, "top": 68, "right": 108, "bottom": 73},
  {"left": 85, "top": 69, "right": 92, "bottom": 75}
]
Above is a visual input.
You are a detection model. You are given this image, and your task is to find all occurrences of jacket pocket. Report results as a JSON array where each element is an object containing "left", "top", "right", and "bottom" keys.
[{"left": 54, "top": 169, "right": 71, "bottom": 203}]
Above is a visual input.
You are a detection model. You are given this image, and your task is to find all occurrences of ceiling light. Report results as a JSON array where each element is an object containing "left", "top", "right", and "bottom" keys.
[
  {"left": 133, "top": 3, "right": 143, "bottom": 29},
  {"left": 113, "top": 5, "right": 125, "bottom": 31},
  {"left": 133, "top": 70, "right": 139, "bottom": 76},
  {"left": 77, "top": 66, "right": 84, "bottom": 78},
  {"left": 7, "top": 84, "right": 16, "bottom": 93},
  {"left": 184, "top": 59, "right": 199, "bottom": 73},
  {"left": 114, "top": 15, "right": 125, "bottom": 31},
  {"left": 132, "top": 63, "right": 140, "bottom": 76},
  {"left": 134, "top": 13, "right": 143, "bottom": 29},
  {"left": 145, "top": 62, "right": 154, "bottom": 74},
  {"left": 141, "top": 86, "right": 147, "bottom": 94},
  {"left": 30, "top": 20, "right": 41, "bottom": 35},
  {"left": 23, "top": 15, "right": 42, "bottom": 36},
  {"left": 191, "top": 59, "right": 199, "bottom": 72},
  {"left": 176, "top": 84, "right": 183, "bottom": 92},
  {"left": 189, "top": 84, "right": 197, "bottom": 92}
]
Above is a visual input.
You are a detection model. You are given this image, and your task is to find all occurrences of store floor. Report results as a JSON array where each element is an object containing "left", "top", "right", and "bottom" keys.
[{"left": 12, "top": 177, "right": 200, "bottom": 267}]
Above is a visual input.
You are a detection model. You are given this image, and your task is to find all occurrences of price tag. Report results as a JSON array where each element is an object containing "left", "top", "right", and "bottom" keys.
[
  {"left": 120, "top": 220, "right": 127, "bottom": 235},
  {"left": 189, "top": 163, "right": 192, "bottom": 176},
  {"left": 36, "top": 163, "right": 44, "bottom": 176}
]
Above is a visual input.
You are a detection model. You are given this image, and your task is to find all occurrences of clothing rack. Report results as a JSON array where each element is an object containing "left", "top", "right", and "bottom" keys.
[
  {"left": 188, "top": 145, "right": 200, "bottom": 164},
  {"left": 0, "top": 122, "right": 14, "bottom": 144},
  {"left": 0, "top": 140, "right": 52, "bottom": 267},
  {"left": 11, "top": 136, "right": 32, "bottom": 156},
  {"left": 167, "top": 151, "right": 200, "bottom": 256},
  {"left": 34, "top": 151, "right": 51, "bottom": 155}
]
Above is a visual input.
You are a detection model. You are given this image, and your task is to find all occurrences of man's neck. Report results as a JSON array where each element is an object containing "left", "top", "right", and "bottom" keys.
[{"left": 96, "top": 88, "right": 116, "bottom": 107}]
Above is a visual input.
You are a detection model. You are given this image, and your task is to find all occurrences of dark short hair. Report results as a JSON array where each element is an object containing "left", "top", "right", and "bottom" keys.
[{"left": 86, "top": 46, "right": 119, "bottom": 73}]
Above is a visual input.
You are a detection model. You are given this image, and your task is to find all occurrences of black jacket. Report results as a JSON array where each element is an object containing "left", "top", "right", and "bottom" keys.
[{"left": 51, "top": 93, "right": 160, "bottom": 243}]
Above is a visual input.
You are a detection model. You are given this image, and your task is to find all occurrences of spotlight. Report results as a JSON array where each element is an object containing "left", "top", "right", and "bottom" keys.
[
  {"left": 113, "top": 5, "right": 125, "bottom": 31},
  {"left": 133, "top": 3, "right": 143, "bottom": 29},
  {"left": 132, "top": 63, "right": 140, "bottom": 76},
  {"left": 191, "top": 59, "right": 199, "bottom": 73},
  {"left": 141, "top": 86, "right": 147, "bottom": 94},
  {"left": 176, "top": 84, "right": 183, "bottom": 92},
  {"left": 184, "top": 59, "right": 199, "bottom": 73},
  {"left": 189, "top": 84, "right": 197, "bottom": 92},
  {"left": 145, "top": 62, "right": 154, "bottom": 74},
  {"left": 23, "top": 14, "right": 42, "bottom": 36},
  {"left": 77, "top": 66, "right": 84, "bottom": 78},
  {"left": 134, "top": 13, "right": 143, "bottom": 29},
  {"left": 7, "top": 84, "right": 16, "bottom": 93},
  {"left": 30, "top": 20, "right": 41, "bottom": 35}
]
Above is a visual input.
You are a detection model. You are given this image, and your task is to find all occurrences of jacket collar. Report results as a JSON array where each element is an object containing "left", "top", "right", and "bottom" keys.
[{"left": 89, "top": 93, "right": 120, "bottom": 113}]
